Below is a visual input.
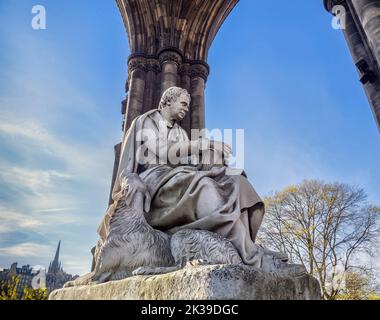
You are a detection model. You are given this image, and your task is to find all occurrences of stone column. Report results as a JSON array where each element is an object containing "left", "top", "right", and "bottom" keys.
[
  {"left": 124, "top": 56, "right": 147, "bottom": 131},
  {"left": 342, "top": 1, "right": 380, "bottom": 129},
  {"left": 143, "top": 59, "right": 161, "bottom": 113},
  {"left": 324, "top": 0, "right": 380, "bottom": 130},
  {"left": 178, "top": 63, "right": 192, "bottom": 135},
  {"left": 159, "top": 51, "right": 182, "bottom": 96},
  {"left": 190, "top": 64, "right": 209, "bottom": 132},
  {"left": 350, "top": 0, "right": 380, "bottom": 70}
]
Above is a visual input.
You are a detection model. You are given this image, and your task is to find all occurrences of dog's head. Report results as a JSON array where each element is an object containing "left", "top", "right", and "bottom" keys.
[{"left": 120, "top": 173, "right": 151, "bottom": 213}]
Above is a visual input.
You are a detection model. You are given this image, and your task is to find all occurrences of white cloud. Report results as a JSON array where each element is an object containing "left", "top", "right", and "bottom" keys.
[
  {"left": 0, "top": 166, "right": 73, "bottom": 194},
  {"left": 0, "top": 116, "right": 112, "bottom": 216},
  {"left": 0, "top": 204, "right": 80, "bottom": 235},
  {"left": 0, "top": 206, "right": 44, "bottom": 233},
  {"left": 0, "top": 243, "right": 52, "bottom": 258},
  {"left": 0, "top": 118, "right": 112, "bottom": 182},
  {"left": 36, "top": 208, "right": 76, "bottom": 213}
]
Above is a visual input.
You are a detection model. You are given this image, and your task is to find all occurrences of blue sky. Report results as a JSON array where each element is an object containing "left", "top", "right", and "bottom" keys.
[{"left": 0, "top": 0, "right": 379, "bottom": 276}]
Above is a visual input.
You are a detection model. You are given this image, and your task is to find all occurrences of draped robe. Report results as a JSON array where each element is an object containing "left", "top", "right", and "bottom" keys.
[{"left": 98, "top": 110, "right": 266, "bottom": 266}]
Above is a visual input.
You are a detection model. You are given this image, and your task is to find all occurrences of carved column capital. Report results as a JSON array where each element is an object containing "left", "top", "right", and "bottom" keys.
[
  {"left": 190, "top": 64, "right": 210, "bottom": 81},
  {"left": 146, "top": 59, "right": 161, "bottom": 73},
  {"left": 159, "top": 51, "right": 183, "bottom": 66},
  {"left": 128, "top": 56, "right": 148, "bottom": 73}
]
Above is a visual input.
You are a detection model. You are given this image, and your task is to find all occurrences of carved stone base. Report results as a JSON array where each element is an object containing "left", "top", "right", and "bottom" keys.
[{"left": 49, "top": 264, "right": 321, "bottom": 300}]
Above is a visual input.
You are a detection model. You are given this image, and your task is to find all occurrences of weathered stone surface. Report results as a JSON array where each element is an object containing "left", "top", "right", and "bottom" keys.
[{"left": 49, "top": 264, "right": 321, "bottom": 300}]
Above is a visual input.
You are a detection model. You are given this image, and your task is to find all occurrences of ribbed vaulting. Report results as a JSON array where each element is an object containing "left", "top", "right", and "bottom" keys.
[{"left": 116, "top": 0, "right": 238, "bottom": 61}]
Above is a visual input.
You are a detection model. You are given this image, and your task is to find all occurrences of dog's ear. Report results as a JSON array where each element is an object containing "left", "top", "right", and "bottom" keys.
[{"left": 143, "top": 191, "right": 151, "bottom": 213}]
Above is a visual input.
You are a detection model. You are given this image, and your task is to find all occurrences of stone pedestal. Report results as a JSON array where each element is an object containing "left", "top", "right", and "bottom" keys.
[{"left": 49, "top": 264, "right": 321, "bottom": 300}]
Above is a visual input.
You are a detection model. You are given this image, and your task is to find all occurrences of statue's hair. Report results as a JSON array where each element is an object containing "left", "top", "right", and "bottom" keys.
[{"left": 158, "top": 87, "right": 191, "bottom": 110}]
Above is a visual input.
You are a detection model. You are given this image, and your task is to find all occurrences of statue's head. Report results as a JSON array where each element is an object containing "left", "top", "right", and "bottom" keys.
[{"left": 159, "top": 87, "right": 191, "bottom": 122}]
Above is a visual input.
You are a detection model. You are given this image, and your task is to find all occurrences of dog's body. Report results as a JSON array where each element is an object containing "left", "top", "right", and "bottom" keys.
[
  {"left": 91, "top": 175, "right": 175, "bottom": 283},
  {"left": 133, "top": 228, "right": 243, "bottom": 276}
]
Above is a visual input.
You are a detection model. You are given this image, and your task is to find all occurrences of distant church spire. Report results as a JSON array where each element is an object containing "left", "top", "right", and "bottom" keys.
[{"left": 48, "top": 241, "right": 62, "bottom": 274}]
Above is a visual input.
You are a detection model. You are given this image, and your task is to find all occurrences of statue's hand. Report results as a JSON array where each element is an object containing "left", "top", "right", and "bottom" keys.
[
  {"left": 212, "top": 141, "right": 232, "bottom": 161},
  {"left": 198, "top": 139, "right": 231, "bottom": 167}
]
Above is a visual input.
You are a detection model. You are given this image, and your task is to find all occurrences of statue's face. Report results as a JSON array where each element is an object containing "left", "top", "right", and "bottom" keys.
[{"left": 168, "top": 93, "right": 190, "bottom": 121}]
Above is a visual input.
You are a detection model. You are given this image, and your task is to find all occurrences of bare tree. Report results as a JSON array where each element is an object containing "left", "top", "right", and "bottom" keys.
[{"left": 259, "top": 180, "right": 380, "bottom": 300}]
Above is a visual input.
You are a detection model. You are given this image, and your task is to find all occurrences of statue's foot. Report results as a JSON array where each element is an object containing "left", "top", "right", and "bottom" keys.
[
  {"left": 261, "top": 254, "right": 307, "bottom": 275},
  {"left": 275, "top": 261, "right": 307, "bottom": 276},
  {"left": 261, "top": 247, "right": 288, "bottom": 262}
]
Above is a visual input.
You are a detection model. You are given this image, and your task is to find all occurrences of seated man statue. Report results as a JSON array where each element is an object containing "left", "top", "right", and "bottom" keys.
[{"left": 97, "top": 86, "right": 285, "bottom": 268}]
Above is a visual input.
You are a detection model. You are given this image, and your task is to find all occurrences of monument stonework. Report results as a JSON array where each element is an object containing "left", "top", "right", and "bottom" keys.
[
  {"left": 50, "top": 0, "right": 322, "bottom": 300},
  {"left": 324, "top": 0, "right": 380, "bottom": 131}
]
